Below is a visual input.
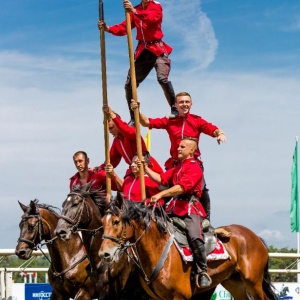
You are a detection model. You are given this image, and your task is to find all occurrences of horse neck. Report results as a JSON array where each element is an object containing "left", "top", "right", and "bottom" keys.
[
  {"left": 132, "top": 219, "right": 170, "bottom": 268},
  {"left": 40, "top": 208, "right": 85, "bottom": 269},
  {"left": 79, "top": 197, "right": 103, "bottom": 268}
]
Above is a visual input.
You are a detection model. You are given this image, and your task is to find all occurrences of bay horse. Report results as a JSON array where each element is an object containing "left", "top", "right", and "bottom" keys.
[
  {"left": 54, "top": 186, "right": 146, "bottom": 300},
  {"left": 99, "top": 194, "right": 278, "bottom": 300},
  {"left": 15, "top": 200, "right": 96, "bottom": 300}
]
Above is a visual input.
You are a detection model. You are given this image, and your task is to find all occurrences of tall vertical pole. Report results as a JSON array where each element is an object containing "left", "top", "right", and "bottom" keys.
[
  {"left": 99, "top": 0, "right": 111, "bottom": 198},
  {"left": 124, "top": 9, "right": 146, "bottom": 200}
]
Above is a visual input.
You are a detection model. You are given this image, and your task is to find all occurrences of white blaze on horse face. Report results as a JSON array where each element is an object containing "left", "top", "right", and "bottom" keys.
[{"left": 106, "top": 214, "right": 112, "bottom": 222}]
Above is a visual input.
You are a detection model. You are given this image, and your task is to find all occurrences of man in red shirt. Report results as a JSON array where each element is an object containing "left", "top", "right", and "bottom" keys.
[
  {"left": 98, "top": 0, "right": 177, "bottom": 125},
  {"left": 143, "top": 137, "right": 211, "bottom": 288},
  {"left": 132, "top": 91, "right": 227, "bottom": 223},
  {"left": 99, "top": 105, "right": 163, "bottom": 176},
  {"left": 70, "top": 151, "right": 107, "bottom": 192}
]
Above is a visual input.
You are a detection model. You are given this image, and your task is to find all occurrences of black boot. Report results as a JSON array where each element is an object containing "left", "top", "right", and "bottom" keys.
[
  {"left": 125, "top": 87, "right": 135, "bottom": 126},
  {"left": 200, "top": 187, "right": 211, "bottom": 232},
  {"left": 160, "top": 81, "right": 178, "bottom": 119},
  {"left": 191, "top": 239, "right": 212, "bottom": 288}
]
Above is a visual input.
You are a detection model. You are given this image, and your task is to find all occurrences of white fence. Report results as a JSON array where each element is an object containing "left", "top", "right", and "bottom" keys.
[{"left": 1, "top": 250, "right": 300, "bottom": 299}]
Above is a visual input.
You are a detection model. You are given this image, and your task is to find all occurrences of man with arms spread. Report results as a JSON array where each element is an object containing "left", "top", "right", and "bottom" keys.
[
  {"left": 132, "top": 91, "right": 227, "bottom": 223},
  {"left": 98, "top": 0, "right": 177, "bottom": 125},
  {"left": 142, "top": 138, "right": 211, "bottom": 288}
]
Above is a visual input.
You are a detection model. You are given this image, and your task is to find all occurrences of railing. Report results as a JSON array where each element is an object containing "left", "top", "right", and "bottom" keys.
[{"left": 0, "top": 250, "right": 300, "bottom": 298}]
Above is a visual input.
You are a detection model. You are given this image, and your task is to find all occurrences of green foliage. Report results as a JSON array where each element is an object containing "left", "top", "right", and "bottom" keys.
[{"left": 268, "top": 245, "right": 297, "bottom": 282}]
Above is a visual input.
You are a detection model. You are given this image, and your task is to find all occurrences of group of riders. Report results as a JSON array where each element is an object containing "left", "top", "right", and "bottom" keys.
[{"left": 71, "top": 0, "right": 226, "bottom": 289}]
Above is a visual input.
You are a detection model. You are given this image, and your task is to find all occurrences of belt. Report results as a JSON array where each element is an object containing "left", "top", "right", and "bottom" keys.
[{"left": 138, "top": 40, "right": 161, "bottom": 45}]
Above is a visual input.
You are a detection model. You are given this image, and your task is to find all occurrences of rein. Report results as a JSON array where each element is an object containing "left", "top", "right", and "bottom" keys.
[
  {"left": 19, "top": 205, "right": 89, "bottom": 280},
  {"left": 102, "top": 209, "right": 174, "bottom": 284}
]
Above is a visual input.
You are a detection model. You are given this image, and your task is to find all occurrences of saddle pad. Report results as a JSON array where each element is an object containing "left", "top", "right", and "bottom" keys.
[{"left": 174, "top": 239, "right": 230, "bottom": 263}]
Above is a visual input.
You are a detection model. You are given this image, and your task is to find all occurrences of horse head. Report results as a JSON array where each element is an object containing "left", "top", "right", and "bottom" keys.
[
  {"left": 99, "top": 192, "right": 151, "bottom": 263},
  {"left": 55, "top": 183, "right": 107, "bottom": 241},
  {"left": 15, "top": 200, "right": 43, "bottom": 259}
]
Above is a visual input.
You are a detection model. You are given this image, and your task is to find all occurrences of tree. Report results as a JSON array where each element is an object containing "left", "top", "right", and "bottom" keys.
[{"left": 268, "top": 245, "right": 297, "bottom": 282}]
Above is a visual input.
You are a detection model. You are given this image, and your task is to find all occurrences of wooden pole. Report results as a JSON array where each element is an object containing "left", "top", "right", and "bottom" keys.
[
  {"left": 99, "top": 0, "right": 111, "bottom": 197},
  {"left": 124, "top": 10, "right": 146, "bottom": 201}
]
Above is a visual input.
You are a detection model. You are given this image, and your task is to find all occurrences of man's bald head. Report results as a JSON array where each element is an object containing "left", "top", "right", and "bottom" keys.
[{"left": 177, "top": 138, "right": 198, "bottom": 160}]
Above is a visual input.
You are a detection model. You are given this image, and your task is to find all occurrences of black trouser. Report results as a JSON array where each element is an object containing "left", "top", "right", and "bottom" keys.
[{"left": 125, "top": 49, "right": 174, "bottom": 119}]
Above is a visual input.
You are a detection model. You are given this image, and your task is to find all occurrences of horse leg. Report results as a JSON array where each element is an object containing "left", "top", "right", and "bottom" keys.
[
  {"left": 73, "top": 289, "right": 92, "bottom": 300},
  {"left": 50, "top": 291, "right": 69, "bottom": 300},
  {"left": 191, "top": 288, "right": 216, "bottom": 300},
  {"left": 221, "top": 278, "right": 251, "bottom": 300}
]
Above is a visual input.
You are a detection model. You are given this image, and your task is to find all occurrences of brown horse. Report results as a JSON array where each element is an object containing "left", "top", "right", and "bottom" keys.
[
  {"left": 15, "top": 200, "right": 96, "bottom": 300},
  {"left": 54, "top": 186, "right": 147, "bottom": 300},
  {"left": 99, "top": 194, "right": 278, "bottom": 300}
]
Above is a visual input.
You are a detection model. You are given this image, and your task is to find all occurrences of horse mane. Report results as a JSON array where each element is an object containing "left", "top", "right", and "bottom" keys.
[
  {"left": 25, "top": 199, "right": 61, "bottom": 218},
  {"left": 109, "top": 194, "right": 168, "bottom": 234},
  {"left": 71, "top": 184, "right": 108, "bottom": 216}
]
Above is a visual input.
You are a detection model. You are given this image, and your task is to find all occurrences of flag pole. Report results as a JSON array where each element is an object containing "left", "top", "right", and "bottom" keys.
[{"left": 295, "top": 136, "right": 300, "bottom": 283}]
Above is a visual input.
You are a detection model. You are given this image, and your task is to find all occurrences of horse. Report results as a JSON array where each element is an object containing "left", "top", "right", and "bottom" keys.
[
  {"left": 54, "top": 186, "right": 146, "bottom": 300},
  {"left": 15, "top": 200, "right": 96, "bottom": 300},
  {"left": 98, "top": 193, "right": 278, "bottom": 300}
]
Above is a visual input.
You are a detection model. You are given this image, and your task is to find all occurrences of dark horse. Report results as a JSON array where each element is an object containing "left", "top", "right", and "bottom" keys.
[
  {"left": 99, "top": 194, "right": 278, "bottom": 300},
  {"left": 54, "top": 186, "right": 145, "bottom": 300},
  {"left": 15, "top": 200, "right": 96, "bottom": 300}
]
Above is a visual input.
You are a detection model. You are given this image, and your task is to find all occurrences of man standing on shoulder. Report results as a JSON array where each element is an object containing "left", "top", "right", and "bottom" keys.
[
  {"left": 98, "top": 0, "right": 177, "bottom": 125},
  {"left": 131, "top": 91, "right": 227, "bottom": 224},
  {"left": 142, "top": 138, "right": 212, "bottom": 288}
]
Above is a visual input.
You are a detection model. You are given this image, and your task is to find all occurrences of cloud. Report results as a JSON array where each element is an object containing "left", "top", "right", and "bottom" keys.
[{"left": 163, "top": 0, "right": 218, "bottom": 69}]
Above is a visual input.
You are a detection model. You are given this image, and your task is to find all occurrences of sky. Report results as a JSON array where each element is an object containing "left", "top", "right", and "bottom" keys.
[{"left": 1, "top": 0, "right": 300, "bottom": 250}]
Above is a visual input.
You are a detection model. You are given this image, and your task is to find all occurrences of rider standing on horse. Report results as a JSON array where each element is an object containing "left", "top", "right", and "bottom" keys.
[
  {"left": 140, "top": 137, "right": 212, "bottom": 288},
  {"left": 98, "top": 0, "right": 177, "bottom": 126},
  {"left": 131, "top": 92, "right": 226, "bottom": 224}
]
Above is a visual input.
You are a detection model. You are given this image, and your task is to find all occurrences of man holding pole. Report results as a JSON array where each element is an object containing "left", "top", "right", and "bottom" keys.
[{"left": 98, "top": 0, "right": 177, "bottom": 126}]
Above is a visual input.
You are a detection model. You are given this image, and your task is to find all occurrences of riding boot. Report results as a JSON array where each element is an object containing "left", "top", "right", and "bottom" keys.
[
  {"left": 200, "top": 187, "right": 211, "bottom": 226},
  {"left": 125, "top": 87, "right": 135, "bottom": 126},
  {"left": 191, "top": 239, "right": 212, "bottom": 288},
  {"left": 160, "top": 81, "right": 178, "bottom": 119}
]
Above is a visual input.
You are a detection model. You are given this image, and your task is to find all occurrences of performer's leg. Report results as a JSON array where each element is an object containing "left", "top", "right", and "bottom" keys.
[{"left": 155, "top": 55, "right": 178, "bottom": 118}]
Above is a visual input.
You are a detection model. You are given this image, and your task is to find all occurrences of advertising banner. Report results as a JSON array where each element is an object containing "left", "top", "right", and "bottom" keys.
[{"left": 24, "top": 283, "right": 52, "bottom": 300}]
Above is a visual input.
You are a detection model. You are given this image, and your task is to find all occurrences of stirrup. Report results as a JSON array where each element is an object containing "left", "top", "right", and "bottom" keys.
[{"left": 195, "top": 272, "right": 212, "bottom": 288}]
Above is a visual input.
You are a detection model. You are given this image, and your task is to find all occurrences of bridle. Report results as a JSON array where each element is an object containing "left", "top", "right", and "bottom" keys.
[
  {"left": 18, "top": 207, "right": 49, "bottom": 250},
  {"left": 101, "top": 207, "right": 174, "bottom": 285},
  {"left": 59, "top": 192, "right": 90, "bottom": 233}
]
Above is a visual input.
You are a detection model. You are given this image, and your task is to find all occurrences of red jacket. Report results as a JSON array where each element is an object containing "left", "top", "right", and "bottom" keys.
[
  {"left": 101, "top": 117, "right": 163, "bottom": 174},
  {"left": 70, "top": 169, "right": 106, "bottom": 191},
  {"left": 149, "top": 112, "right": 218, "bottom": 160},
  {"left": 160, "top": 157, "right": 206, "bottom": 217},
  {"left": 108, "top": 0, "right": 172, "bottom": 59},
  {"left": 123, "top": 174, "right": 163, "bottom": 205}
]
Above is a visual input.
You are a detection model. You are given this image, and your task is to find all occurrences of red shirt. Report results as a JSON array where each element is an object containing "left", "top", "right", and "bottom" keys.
[
  {"left": 160, "top": 157, "right": 206, "bottom": 217},
  {"left": 149, "top": 113, "right": 218, "bottom": 160},
  {"left": 108, "top": 0, "right": 172, "bottom": 59},
  {"left": 69, "top": 169, "right": 106, "bottom": 191},
  {"left": 123, "top": 174, "right": 163, "bottom": 205},
  {"left": 101, "top": 117, "right": 163, "bottom": 174}
]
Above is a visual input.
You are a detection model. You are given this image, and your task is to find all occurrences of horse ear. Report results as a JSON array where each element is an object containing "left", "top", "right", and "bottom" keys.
[
  {"left": 115, "top": 192, "right": 124, "bottom": 208},
  {"left": 29, "top": 200, "right": 38, "bottom": 214},
  {"left": 18, "top": 201, "right": 27, "bottom": 213},
  {"left": 84, "top": 181, "right": 94, "bottom": 192}
]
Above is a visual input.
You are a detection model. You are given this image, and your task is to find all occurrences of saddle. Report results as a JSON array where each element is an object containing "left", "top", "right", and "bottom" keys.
[{"left": 169, "top": 217, "right": 226, "bottom": 254}]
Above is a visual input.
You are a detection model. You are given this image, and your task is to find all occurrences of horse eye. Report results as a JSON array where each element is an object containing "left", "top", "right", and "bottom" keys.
[
  {"left": 113, "top": 220, "right": 120, "bottom": 226},
  {"left": 28, "top": 224, "right": 35, "bottom": 231}
]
